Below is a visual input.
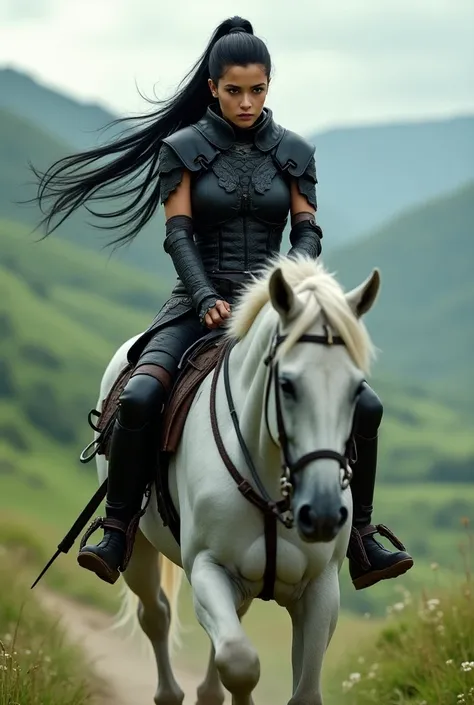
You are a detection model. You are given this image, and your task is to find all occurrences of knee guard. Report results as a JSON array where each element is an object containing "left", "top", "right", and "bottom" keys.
[
  {"left": 118, "top": 374, "right": 167, "bottom": 430},
  {"left": 353, "top": 382, "right": 383, "bottom": 439}
]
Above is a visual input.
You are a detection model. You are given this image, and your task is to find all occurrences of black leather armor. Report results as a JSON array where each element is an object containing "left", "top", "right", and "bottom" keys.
[{"left": 128, "top": 104, "right": 320, "bottom": 363}]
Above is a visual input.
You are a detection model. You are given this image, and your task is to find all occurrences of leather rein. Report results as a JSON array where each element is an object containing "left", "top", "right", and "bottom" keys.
[{"left": 210, "top": 325, "right": 353, "bottom": 601}]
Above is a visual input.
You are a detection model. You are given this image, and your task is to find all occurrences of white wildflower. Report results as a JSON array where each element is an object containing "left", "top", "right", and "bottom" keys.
[
  {"left": 427, "top": 598, "right": 440, "bottom": 611},
  {"left": 342, "top": 680, "right": 353, "bottom": 693}
]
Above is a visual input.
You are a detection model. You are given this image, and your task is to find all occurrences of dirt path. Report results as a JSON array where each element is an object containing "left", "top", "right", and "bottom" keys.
[{"left": 39, "top": 591, "right": 230, "bottom": 705}]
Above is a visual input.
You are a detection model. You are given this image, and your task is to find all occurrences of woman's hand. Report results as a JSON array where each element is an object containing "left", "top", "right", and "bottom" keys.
[{"left": 204, "top": 300, "right": 231, "bottom": 329}]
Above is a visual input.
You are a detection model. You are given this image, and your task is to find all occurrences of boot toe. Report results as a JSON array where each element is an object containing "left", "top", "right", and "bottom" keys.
[
  {"left": 352, "top": 555, "right": 414, "bottom": 590},
  {"left": 77, "top": 531, "right": 126, "bottom": 585},
  {"left": 77, "top": 549, "right": 121, "bottom": 584}
]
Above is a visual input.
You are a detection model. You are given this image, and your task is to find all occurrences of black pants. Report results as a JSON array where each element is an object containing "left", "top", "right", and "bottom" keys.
[{"left": 104, "top": 313, "right": 207, "bottom": 521}]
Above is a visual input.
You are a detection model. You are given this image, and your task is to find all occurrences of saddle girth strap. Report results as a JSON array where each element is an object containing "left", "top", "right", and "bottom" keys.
[
  {"left": 262, "top": 513, "right": 277, "bottom": 601},
  {"left": 209, "top": 339, "right": 280, "bottom": 602}
]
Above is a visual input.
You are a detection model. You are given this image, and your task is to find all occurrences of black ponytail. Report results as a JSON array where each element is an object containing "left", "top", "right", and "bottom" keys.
[{"left": 32, "top": 15, "right": 272, "bottom": 249}]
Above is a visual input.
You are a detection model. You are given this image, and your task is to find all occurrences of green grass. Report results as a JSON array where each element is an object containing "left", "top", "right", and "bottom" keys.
[
  {"left": 1, "top": 216, "right": 472, "bottom": 488},
  {"left": 328, "top": 528, "right": 474, "bottom": 704},
  {"left": 0, "top": 550, "right": 100, "bottom": 705}
]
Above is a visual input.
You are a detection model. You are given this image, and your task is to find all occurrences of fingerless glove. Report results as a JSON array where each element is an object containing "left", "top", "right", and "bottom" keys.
[{"left": 163, "top": 215, "right": 219, "bottom": 323}]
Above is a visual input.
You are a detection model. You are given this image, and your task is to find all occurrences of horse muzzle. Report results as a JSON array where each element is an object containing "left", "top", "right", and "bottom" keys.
[{"left": 295, "top": 502, "right": 348, "bottom": 543}]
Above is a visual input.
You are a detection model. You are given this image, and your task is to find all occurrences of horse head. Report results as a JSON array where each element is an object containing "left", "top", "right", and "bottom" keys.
[{"left": 264, "top": 260, "right": 380, "bottom": 544}]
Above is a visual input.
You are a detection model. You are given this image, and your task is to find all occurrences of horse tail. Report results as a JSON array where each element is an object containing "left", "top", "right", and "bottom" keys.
[
  {"left": 159, "top": 553, "right": 184, "bottom": 652},
  {"left": 114, "top": 553, "right": 184, "bottom": 656}
]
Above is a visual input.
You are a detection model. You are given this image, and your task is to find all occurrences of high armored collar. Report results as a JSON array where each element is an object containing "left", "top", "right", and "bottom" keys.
[{"left": 193, "top": 104, "right": 284, "bottom": 152}]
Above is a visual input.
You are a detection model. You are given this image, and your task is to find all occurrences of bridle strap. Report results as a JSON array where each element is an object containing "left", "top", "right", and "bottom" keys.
[
  {"left": 210, "top": 339, "right": 289, "bottom": 602},
  {"left": 209, "top": 325, "right": 353, "bottom": 602},
  {"left": 209, "top": 339, "right": 289, "bottom": 521}
]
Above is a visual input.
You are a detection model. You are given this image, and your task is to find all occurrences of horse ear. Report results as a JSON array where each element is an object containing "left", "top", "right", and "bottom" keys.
[
  {"left": 269, "top": 267, "right": 295, "bottom": 318},
  {"left": 345, "top": 269, "right": 381, "bottom": 317}
]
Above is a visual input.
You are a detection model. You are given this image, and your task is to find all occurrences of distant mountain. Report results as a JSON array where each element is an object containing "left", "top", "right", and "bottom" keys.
[
  {"left": 312, "top": 115, "right": 474, "bottom": 243},
  {"left": 3, "top": 67, "right": 473, "bottom": 252},
  {"left": 326, "top": 180, "right": 474, "bottom": 408},
  {"left": 0, "top": 67, "right": 120, "bottom": 148}
]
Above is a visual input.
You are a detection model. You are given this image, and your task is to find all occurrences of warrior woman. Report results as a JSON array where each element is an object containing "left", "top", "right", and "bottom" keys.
[{"left": 34, "top": 16, "right": 413, "bottom": 590}]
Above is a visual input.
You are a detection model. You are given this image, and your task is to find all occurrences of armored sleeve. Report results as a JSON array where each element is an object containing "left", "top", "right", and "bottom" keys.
[
  {"left": 296, "top": 154, "right": 317, "bottom": 210},
  {"left": 157, "top": 143, "right": 186, "bottom": 205}
]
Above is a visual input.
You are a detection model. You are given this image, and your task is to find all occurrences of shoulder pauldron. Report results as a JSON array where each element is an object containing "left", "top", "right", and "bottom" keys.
[{"left": 162, "top": 127, "right": 219, "bottom": 172}]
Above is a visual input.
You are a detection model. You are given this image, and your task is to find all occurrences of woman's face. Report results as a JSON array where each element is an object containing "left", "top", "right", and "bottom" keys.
[{"left": 209, "top": 64, "right": 269, "bottom": 129}]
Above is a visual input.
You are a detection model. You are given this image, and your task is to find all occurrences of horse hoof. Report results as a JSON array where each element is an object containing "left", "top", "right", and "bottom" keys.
[
  {"left": 196, "top": 687, "right": 225, "bottom": 705},
  {"left": 154, "top": 686, "right": 184, "bottom": 705}
]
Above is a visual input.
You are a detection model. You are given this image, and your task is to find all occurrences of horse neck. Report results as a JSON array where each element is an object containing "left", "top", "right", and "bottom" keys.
[{"left": 227, "top": 312, "right": 282, "bottom": 493}]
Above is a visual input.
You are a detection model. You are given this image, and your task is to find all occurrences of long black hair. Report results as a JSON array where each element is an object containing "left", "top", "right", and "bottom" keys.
[{"left": 32, "top": 15, "right": 272, "bottom": 248}]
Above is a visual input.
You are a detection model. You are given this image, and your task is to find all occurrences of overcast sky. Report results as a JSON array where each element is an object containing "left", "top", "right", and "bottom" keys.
[{"left": 1, "top": 0, "right": 473, "bottom": 134}]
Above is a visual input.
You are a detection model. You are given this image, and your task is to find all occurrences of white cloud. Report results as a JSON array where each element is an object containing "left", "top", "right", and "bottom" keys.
[{"left": 1, "top": 0, "right": 472, "bottom": 134}]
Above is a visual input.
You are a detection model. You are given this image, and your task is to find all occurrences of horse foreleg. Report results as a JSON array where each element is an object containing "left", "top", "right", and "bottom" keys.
[
  {"left": 190, "top": 552, "right": 259, "bottom": 705},
  {"left": 196, "top": 601, "right": 252, "bottom": 705},
  {"left": 286, "top": 565, "right": 340, "bottom": 705},
  {"left": 196, "top": 645, "right": 225, "bottom": 705},
  {"left": 122, "top": 529, "right": 184, "bottom": 705}
]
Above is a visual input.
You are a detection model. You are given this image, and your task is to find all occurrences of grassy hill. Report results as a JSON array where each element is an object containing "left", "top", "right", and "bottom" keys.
[
  {"left": 1, "top": 216, "right": 472, "bottom": 483},
  {"left": 0, "top": 106, "right": 174, "bottom": 278},
  {"left": 0, "top": 216, "right": 473, "bottom": 618},
  {"left": 0, "top": 557, "right": 96, "bottom": 705},
  {"left": 329, "top": 535, "right": 474, "bottom": 703},
  {"left": 326, "top": 180, "right": 474, "bottom": 409}
]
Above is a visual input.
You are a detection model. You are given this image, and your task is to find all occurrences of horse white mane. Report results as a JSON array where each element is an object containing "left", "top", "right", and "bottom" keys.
[{"left": 226, "top": 254, "right": 376, "bottom": 374}]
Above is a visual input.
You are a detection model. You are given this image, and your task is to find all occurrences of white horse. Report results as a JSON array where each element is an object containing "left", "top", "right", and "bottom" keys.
[{"left": 94, "top": 255, "right": 379, "bottom": 705}]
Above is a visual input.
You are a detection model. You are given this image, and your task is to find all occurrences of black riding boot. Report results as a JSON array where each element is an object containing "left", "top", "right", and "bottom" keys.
[
  {"left": 78, "top": 374, "right": 166, "bottom": 584},
  {"left": 347, "top": 384, "right": 414, "bottom": 591}
]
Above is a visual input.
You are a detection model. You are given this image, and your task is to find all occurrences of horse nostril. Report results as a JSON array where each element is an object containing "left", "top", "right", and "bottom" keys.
[
  {"left": 297, "top": 504, "right": 317, "bottom": 533},
  {"left": 339, "top": 506, "right": 348, "bottom": 527}
]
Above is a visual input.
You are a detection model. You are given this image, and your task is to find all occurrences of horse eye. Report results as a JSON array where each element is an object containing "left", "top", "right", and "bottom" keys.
[{"left": 280, "top": 378, "right": 296, "bottom": 399}]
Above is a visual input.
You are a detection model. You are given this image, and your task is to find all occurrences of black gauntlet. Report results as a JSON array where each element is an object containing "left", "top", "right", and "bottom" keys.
[
  {"left": 163, "top": 215, "right": 219, "bottom": 323},
  {"left": 287, "top": 214, "right": 323, "bottom": 260}
]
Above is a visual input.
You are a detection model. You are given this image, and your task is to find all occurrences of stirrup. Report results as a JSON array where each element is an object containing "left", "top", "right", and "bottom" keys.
[
  {"left": 79, "top": 488, "right": 152, "bottom": 573},
  {"left": 360, "top": 523, "right": 406, "bottom": 550},
  {"left": 347, "top": 523, "right": 407, "bottom": 570}
]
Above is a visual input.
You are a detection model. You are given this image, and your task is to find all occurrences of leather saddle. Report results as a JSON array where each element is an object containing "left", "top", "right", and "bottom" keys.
[{"left": 93, "top": 329, "right": 228, "bottom": 460}]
